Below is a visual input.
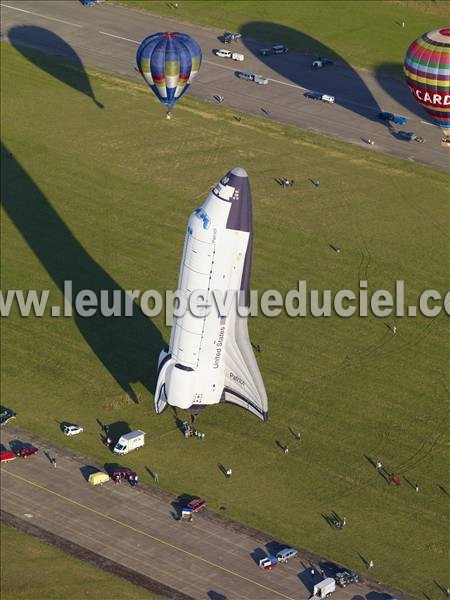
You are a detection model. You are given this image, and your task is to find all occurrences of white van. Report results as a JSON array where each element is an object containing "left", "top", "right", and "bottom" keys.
[
  {"left": 276, "top": 547, "right": 298, "bottom": 563},
  {"left": 231, "top": 52, "right": 244, "bottom": 61},
  {"left": 216, "top": 49, "right": 232, "bottom": 58},
  {"left": 113, "top": 430, "right": 145, "bottom": 455},
  {"left": 321, "top": 94, "right": 335, "bottom": 103}
]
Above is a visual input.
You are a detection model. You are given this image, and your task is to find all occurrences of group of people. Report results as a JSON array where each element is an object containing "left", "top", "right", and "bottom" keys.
[
  {"left": 280, "top": 178, "right": 294, "bottom": 189},
  {"left": 113, "top": 472, "right": 139, "bottom": 487},
  {"left": 182, "top": 421, "right": 205, "bottom": 440}
]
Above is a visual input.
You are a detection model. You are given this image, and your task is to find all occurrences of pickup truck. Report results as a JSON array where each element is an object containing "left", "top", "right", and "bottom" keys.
[
  {"left": 259, "top": 556, "right": 278, "bottom": 570},
  {"left": 305, "top": 91, "right": 335, "bottom": 103},
  {"left": 377, "top": 111, "right": 408, "bottom": 125}
]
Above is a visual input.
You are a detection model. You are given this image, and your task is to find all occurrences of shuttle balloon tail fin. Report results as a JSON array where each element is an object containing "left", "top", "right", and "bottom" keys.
[
  {"left": 221, "top": 314, "right": 268, "bottom": 421},
  {"left": 154, "top": 350, "right": 171, "bottom": 414}
]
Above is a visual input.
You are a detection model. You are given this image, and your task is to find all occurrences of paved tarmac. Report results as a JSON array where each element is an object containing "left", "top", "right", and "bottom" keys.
[
  {"left": 1, "top": 427, "right": 409, "bottom": 600},
  {"left": 1, "top": 0, "right": 448, "bottom": 171}
]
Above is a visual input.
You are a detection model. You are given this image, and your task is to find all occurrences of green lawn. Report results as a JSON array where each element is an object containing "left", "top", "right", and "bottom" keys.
[
  {"left": 116, "top": 0, "right": 447, "bottom": 75},
  {"left": 1, "top": 43, "right": 449, "bottom": 598},
  {"left": 0, "top": 523, "right": 158, "bottom": 599}
]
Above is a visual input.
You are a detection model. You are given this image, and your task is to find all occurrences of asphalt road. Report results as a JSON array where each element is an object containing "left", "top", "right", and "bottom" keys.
[
  {"left": 1, "top": 0, "right": 448, "bottom": 172},
  {"left": 1, "top": 427, "right": 409, "bottom": 600}
]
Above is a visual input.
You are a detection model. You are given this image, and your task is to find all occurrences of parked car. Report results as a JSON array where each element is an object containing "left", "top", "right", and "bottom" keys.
[
  {"left": 272, "top": 44, "right": 288, "bottom": 54},
  {"left": 63, "top": 424, "right": 83, "bottom": 436},
  {"left": 0, "top": 450, "right": 16, "bottom": 462},
  {"left": 276, "top": 547, "right": 298, "bottom": 563},
  {"left": 0, "top": 407, "right": 16, "bottom": 426},
  {"left": 260, "top": 44, "right": 288, "bottom": 56},
  {"left": 237, "top": 71, "right": 254, "bottom": 81},
  {"left": 312, "top": 57, "right": 333, "bottom": 69},
  {"left": 259, "top": 556, "right": 278, "bottom": 570},
  {"left": 223, "top": 31, "right": 241, "bottom": 43},
  {"left": 377, "top": 111, "right": 408, "bottom": 125},
  {"left": 16, "top": 446, "right": 38, "bottom": 458},
  {"left": 187, "top": 498, "right": 206, "bottom": 512},
  {"left": 254, "top": 74, "right": 269, "bottom": 85},
  {"left": 335, "top": 570, "right": 359, "bottom": 587}
]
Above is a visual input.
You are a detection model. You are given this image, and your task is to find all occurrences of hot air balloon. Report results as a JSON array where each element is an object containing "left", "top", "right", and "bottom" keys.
[
  {"left": 136, "top": 32, "right": 202, "bottom": 118},
  {"left": 404, "top": 28, "right": 450, "bottom": 142}
]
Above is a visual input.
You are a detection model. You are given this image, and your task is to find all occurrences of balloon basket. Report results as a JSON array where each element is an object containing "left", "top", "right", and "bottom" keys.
[{"left": 166, "top": 111, "right": 172, "bottom": 120}]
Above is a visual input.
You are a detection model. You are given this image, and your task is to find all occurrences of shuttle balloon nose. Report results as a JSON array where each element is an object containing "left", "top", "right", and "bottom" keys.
[{"left": 229, "top": 167, "right": 248, "bottom": 178}]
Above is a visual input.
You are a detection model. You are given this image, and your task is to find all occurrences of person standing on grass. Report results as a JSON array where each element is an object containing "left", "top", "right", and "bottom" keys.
[
  {"left": 226, "top": 468, "right": 232, "bottom": 478},
  {"left": 368, "top": 560, "right": 374, "bottom": 569},
  {"left": 154, "top": 472, "right": 159, "bottom": 484}
]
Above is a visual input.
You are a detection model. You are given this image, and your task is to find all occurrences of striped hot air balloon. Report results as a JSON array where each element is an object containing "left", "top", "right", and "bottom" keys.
[
  {"left": 404, "top": 28, "right": 450, "bottom": 137},
  {"left": 136, "top": 32, "right": 202, "bottom": 117}
]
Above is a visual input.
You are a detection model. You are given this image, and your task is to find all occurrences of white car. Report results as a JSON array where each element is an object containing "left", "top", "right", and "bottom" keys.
[{"left": 63, "top": 424, "right": 83, "bottom": 436}]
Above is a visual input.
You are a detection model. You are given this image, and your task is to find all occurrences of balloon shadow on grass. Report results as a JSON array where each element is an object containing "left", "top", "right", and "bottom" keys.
[
  {"left": 240, "top": 22, "right": 380, "bottom": 122},
  {"left": 1, "top": 144, "right": 163, "bottom": 402},
  {"left": 8, "top": 26, "right": 104, "bottom": 108},
  {"left": 374, "top": 62, "right": 434, "bottom": 122}
]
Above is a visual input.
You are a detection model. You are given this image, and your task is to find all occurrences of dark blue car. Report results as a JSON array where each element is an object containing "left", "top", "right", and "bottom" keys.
[{"left": 377, "top": 111, "right": 408, "bottom": 125}]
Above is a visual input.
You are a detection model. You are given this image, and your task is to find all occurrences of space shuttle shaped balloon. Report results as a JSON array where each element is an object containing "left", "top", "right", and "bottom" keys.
[{"left": 155, "top": 168, "right": 268, "bottom": 421}]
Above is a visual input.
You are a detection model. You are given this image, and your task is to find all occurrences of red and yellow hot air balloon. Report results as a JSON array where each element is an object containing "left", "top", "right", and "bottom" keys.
[{"left": 404, "top": 28, "right": 450, "bottom": 141}]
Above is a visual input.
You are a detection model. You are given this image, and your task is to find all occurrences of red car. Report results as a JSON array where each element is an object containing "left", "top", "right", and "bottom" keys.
[
  {"left": 187, "top": 498, "right": 206, "bottom": 512},
  {"left": 0, "top": 450, "right": 16, "bottom": 462},
  {"left": 17, "top": 446, "right": 38, "bottom": 458}
]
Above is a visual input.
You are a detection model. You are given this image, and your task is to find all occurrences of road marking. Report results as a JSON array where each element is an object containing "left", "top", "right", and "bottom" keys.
[
  {"left": 420, "top": 120, "right": 433, "bottom": 126},
  {"left": 0, "top": 3, "right": 83, "bottom": 27},
  {"left": 98, "top": 31, "right": 139, "bottom": 44},
  {"left": 1, "top": 469, "right": 295, "bottom": 600}
]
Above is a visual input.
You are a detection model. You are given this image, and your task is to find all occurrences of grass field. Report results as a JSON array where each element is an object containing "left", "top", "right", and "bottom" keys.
[
  {"left": 0, "top": 523, "right": 158, "bottom": 599},
  {"left": 1, "top": 43, "right": 449, "bottom": 598},
  {"left": 117, "top": 0, "right": 447, "bottom": 75}
]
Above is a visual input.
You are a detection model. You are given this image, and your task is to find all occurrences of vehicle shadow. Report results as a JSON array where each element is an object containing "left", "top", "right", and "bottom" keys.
[
  {"left": 240, "top": 22, "right": 381, "bottom": 122},
  {"left": 207, "top": 592, "right": 228, "bottom": 600},
  {"left": 8, "top": 26, "right": 104, "bottom": 108},
  {"left": 250, "top": 547, "right": 267, "bottom": 565},
  {"left": 1, "top": 144, "right": 164, "bottom": 401},
  {"left": 297, "top": 566, "right": 315, "bottom": 594}
]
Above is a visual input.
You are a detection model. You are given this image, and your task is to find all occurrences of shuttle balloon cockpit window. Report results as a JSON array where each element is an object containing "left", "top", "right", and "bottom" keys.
[{"left": 194, "top": 207, "right": 211, "bottom": 229}]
